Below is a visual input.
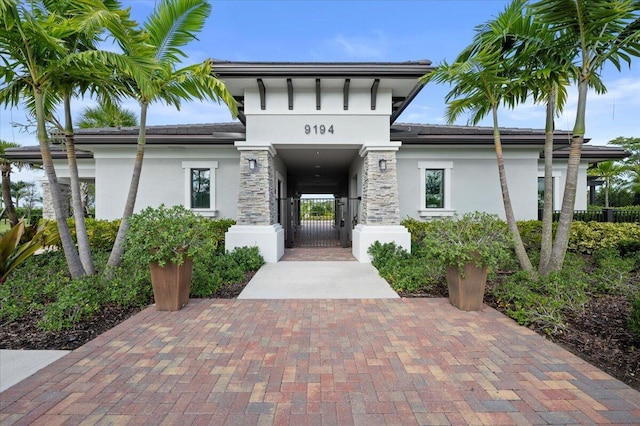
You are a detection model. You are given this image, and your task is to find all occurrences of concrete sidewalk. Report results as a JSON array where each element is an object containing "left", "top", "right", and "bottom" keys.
[
  {"left": 0, "top": 350, "right": 69, "bottom": 392},
  {"left": 238, "top": 261, "right": 399, "bottom": 299}
]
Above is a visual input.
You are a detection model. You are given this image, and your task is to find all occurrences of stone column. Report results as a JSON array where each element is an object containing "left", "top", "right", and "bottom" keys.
[
  {"left": 361, "top": 150, "right": 401, "bottom": 225},
  {"left": 236, "top": 150, "right": 276, "bottom": 225},
  {"left": 225, "top": 142, "right": 284, "bottom": 263},
  {"left": 352, "top": 144, "right": 411, "bottom": 262},
  {"left": 41, "top": 181, "right": 71, "bottom": 219}
]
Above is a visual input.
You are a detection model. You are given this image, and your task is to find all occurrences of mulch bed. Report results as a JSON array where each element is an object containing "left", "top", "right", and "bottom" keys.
[
  {"left": 1, "top": 269, "right": 639, "bottom": 392},
  {"left": 0, "top": 271, "right": 256, "bottom": 351}
]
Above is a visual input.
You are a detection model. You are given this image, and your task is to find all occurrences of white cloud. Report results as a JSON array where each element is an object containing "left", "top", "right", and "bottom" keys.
[{"left": 312, "top": 32, "right": 388, "bottom": 61}]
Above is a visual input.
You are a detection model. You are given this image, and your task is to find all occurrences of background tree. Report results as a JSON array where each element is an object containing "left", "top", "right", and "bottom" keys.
[
  {"left": 77, "top": 103, "right": 138, "bottom": 128},
  {"left": 421, "top": 1, "right": 536, "bottom": 273},
  {"left": 530, "top": 0, "right": 640, "bottom": 272},
  {"left": 0, "top": 0, "right": 152, "bottom": 277},
  {"left": 10, "top": 180, "right": 30, "bottom": 209},
  {"left": 0, "top": 140, "right": 20, "bottom": 226},
  {"left": 588, "top": 161, "right": 626, "bottom": 207},
  {"left": 106, "top": 0, "right": 238, "bottom": 269}
]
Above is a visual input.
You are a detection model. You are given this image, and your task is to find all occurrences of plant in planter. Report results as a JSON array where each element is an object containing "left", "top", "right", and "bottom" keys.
[
  {"left": 124, "top": 204, "right": 204, "bottom": 311},
  {"left": 424, "top": 212, "right": 513, "bottom": 311}
]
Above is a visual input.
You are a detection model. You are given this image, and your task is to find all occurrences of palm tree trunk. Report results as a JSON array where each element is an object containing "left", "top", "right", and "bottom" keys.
[
  {"left": 64, "top": 94, "right": 95, "bottom": 275},
  {"left": 604, "top": 178, "right": 609, "bottom": 208},
  {"left": 539, "top": 87, "right": 556, "bottom": 275},
  {"left": 35, "top": 88, "right": 85, "bottom": 278},
  {"left": 492, "top": 107, "right": 534, "bottom": 273},
  {"left": 107, "top": 101, "right": 148, "bottom": 269},
  {"left": 548, "top": 80, "right": 589, "bottom": 272},
  {"left": 1, "top": 164, "right": 19, "bottom": 227}
]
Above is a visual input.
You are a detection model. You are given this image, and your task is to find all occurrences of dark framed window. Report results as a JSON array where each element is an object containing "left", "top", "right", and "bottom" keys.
[
  {"left": 191, "top": 168, "right": 210, "bottom": 209},
  {"left": 538, "top": 177, "right": 554, "bottom": 209},
  {"left": 425, "top": 169, "right": 444, "bottom": 208}
]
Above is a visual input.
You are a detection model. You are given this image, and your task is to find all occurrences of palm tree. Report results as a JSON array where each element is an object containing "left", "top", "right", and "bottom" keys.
[
  {"left": 0, "top": 140, "right": 20, "bottom": 226},
  {"left": 10, "top": 180, "right": 30, "bottom": 209},
  {"left": 588, "top": 161, "right": 626, "bottom": 207},
  {"left": 0, "top": 140, "right": 20, "bottom": 227},
  {"left": 530, "top": 0, "right": 640, "bottom": 272},
  {"left": 106, "top": 0, "right": 238, "bottom": 269},
  {"left": 421, "top": 1, "right": 535, "bottom": 273},
  {"left": 78, "top": 103, "right": 138, "bottom": 128},
  {"left": 0, "top": 0, "right": 152, "bottom": 277}
]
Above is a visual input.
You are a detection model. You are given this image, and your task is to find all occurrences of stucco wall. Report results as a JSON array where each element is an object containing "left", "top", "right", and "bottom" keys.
[
  {"left": 92, "top": 146, "right": 240, "bottom": 220},
  {"left": 397, "top": 147, "right": 540, "bottom": 221}
]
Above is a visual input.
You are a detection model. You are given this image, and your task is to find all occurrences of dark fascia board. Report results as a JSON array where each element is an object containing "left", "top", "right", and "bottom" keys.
[
  {"left": 398, "top": 134, "right": 573, "bottom": 145},
  {"left": 211, "top": 59, "right": 434, "bottom": 78},
  {"left": 3, "top": 146, "right": 93, "bottom": 161},
  {"left": 73, "top": 135, "right": 240, "bottom": 145},
  {"left": 546, "top": 146, "right": 629, "bottom": 160}
]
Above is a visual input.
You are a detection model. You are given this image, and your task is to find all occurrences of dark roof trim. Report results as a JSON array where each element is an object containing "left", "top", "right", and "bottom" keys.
[
  {"left": 3, "top": 145, "right": 93, "bottom": 161},
  {"left": 211, "top": 60, "right": 434, "bottom": 78},
  {"left": 546, "top": 145, "right": 629, "bottom": 160}
]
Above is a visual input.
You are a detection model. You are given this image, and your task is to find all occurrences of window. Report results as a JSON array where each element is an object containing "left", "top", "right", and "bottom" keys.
[
  {"left": 418, "top": 161, "right": 454, "bottom": 217},
  {"left": 425, "top": 169, "right": 444, "bottom": 208},
  {"left": 191, "top": 169, "right": 210, "bottom": 208},
  {"left": 182, "top": 161, "right": 218, "bottom": 216},
  {"left": 537, "top": 172, "right": 561, "bottom": 210}
]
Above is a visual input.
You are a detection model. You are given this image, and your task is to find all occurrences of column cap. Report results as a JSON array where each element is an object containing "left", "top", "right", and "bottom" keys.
[
  {"left": 359, "top": 142, "right": 401, "bottom": 157},
  {"left": 235, "top": 141, "right": 277, "bottom": 156}
]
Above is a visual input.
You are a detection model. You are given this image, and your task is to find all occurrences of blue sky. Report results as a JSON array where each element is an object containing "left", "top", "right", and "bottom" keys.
[{"left": 2, "top": 0, "right": 639, "bottom": 181}]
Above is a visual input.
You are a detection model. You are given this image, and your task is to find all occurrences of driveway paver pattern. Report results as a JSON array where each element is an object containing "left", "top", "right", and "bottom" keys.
[{"left": 1, "top": 298, "right": 639, "bottom": 425}]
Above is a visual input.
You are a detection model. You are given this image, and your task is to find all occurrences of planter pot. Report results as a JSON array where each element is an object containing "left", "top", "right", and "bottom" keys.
[
  {"left": 149, "top": 257, "right": 193, "bottom": 311},
  {"left": 446, "top": 261, "right": 488, "bottom": 311}
]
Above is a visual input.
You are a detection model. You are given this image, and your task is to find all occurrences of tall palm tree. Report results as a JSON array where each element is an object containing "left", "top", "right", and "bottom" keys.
[
  {"left": 106, "top": 0, "right": 237, "bottom": 268},
  {"left": 530, "top": 0, "right": 640, "bottom": 271},
  {"left": 588, "top": 161, "right": 626, "bottom": 207},
  {"left": 421, "top": 1, "right": 535, "bottom": 273},
  {"left": 78, "top": 103, "right": 138, "bottom": 128},
  {"left": 0, "top": 140, "right": 21, "bottom": 226},
  {"left": 10, "top": 180, "right": 29, "bottom": 209},
  {"left": 0, "top": 0, "right": 153, "bottom": 277}
]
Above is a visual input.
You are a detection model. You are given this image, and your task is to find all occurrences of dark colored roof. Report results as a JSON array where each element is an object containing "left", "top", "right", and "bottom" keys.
[
  {"left": 4, "top": 123, "right": 625, "bottom": 163},
  {"left": 392, "top": 123, "right": 575, "bottom": 145},
  {"left": 547, "top": 145, "right": 629, "bottom": 161},
  {"left": 3, "top": 145, "right": 93, "bottom": 161},
  {"left": 211, "top": 60, "right": 433, "bottom": 78}
]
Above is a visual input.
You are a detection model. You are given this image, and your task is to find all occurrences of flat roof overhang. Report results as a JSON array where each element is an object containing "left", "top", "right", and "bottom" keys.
[{"left": 211, "top": 60, "right": 435, "bottom": 125}]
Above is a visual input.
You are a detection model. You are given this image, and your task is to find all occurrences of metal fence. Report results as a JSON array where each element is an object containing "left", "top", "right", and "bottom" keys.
[{"left": 539, "top": 208, "right": 640, "bottom": 223}]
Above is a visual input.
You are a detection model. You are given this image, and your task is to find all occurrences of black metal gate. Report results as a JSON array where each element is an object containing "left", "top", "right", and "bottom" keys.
[{"left": 281, "top": 197, "right": 360, "bottom": 248}]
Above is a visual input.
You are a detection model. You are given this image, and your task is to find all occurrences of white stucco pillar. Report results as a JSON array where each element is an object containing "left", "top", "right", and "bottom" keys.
[
  {"left": 352, "top": 143, "right": 411, "bottom": 262},
  {"left": 225, "top": 142, "right": 284, "bottom": 263}
]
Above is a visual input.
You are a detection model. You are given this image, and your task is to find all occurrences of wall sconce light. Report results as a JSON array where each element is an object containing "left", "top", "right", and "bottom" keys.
[
  {"left": 378, "top": 159, "right": 387, "bottom": 171},
  {"left": 248, "top": 158, "right": 257, "bottom": 170}
]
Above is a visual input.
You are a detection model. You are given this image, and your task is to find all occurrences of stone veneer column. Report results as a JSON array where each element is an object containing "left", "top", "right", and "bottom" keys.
[
  {"left": 236, "top": 150, "right": 276, "bottom": 225},
  {"left": 352, "top": 144, "right": 410, "bottom": 262},
  {"left": 225, "top": 142, "right": 284, "bottom": 263},
  {"left": 41, "top": 181, "right": 71, "bottom": 219},
  {"left": 360, "top": 150, "right": 401, "bottom": 225}
]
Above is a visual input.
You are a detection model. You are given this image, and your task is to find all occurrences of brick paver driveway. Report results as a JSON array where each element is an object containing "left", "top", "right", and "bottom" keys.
[{"left": 2, "top": 299, "right": 640, "bottom": 425}]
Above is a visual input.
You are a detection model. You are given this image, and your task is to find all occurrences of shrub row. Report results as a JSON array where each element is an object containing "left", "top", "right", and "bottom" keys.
[{"left": 0, "top": 217, "right": 261, "bottom": 331}]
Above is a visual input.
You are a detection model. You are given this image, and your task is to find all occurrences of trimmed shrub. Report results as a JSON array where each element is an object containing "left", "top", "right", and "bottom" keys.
[{"left": 568, "top": 222, "right": 640, "bottom": 254}]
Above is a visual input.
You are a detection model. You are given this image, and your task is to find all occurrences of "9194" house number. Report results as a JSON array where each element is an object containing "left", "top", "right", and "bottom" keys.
[{"left": 304, "top": 124, "right": 334, "bottom": 135}]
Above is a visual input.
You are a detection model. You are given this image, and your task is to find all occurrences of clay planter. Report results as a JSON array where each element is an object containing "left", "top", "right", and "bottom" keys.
[
  {"left": 446, "top": 260, "right": 488, "bottom": 311},
  {"left": 149, "top": 257, "right": 193, "bottom": 311}
]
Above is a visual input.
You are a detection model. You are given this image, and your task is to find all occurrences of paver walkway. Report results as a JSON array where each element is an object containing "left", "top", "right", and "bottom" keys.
[{"left": 2, "top": 298, "right": 640, "bottom": 425}]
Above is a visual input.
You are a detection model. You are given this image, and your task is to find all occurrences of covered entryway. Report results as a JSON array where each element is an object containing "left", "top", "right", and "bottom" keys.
[{"left": 281, "top": 196, "right": 360, "bottom": 249}]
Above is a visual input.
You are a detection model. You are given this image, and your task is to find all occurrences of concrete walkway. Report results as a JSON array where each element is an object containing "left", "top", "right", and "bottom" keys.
[
  {"left": 0, "top": 350, "right": 69, "bottom": 392},
  {"left": 2, "top": 298, "right": 640, "bottom": 425},
  {"left": 238, "top": 261, "right": 399, "bottom": 299}
]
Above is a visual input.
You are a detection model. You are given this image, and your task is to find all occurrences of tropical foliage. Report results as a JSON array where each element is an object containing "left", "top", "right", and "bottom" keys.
[
  {"left": 77, "top": 103, "right": 138, "bottom": 128},
  {"left": 0, "top": 219, "right": 58, "bottom": 283},
  {"left": 422, "top": 0, "right": 640, "bottom": 275}
]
